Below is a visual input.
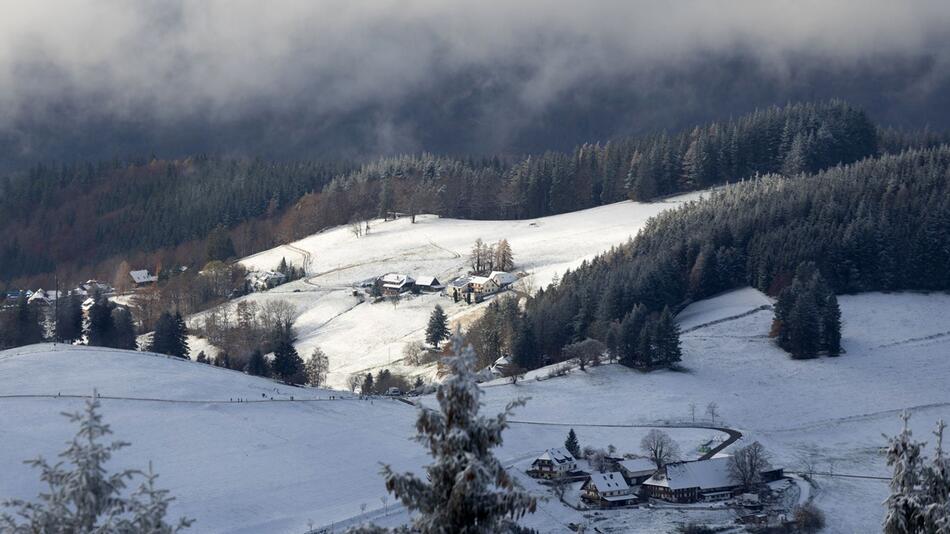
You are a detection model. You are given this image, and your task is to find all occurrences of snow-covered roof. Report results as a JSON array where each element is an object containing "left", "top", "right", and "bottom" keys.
[
  {"left": 469, "top": 276, "right": 493, "bottom": 285},
  {"left": 414, "top": 275, "right": 441, "bottom": 287},
  {"left": 488, "top": 271, "right": 518, "bottom": 286},
  {"left": 643, "top": 456, "right": 736, "bottom": 491},
  {"left": 129, "top": 270, "right": 158, "bottom": 284},
  {"left": 380, "top": 273, "right": 413, "bottom": 288},
  {"left": 534, "top": 448, "right": 574, "bottom": 465},
  {"left": 618, "top": 458, "right": 657, "bottom": 476},
  {"left": 585, "top": 472, "right": 631, "bottom": 494},
  {"left": 448, "top": 277, "right": 471, "bottom": 288}
]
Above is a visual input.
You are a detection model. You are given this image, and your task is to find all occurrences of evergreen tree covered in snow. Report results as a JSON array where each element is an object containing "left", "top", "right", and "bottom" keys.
[
  {"left": 883, "top": 413, "right": 950, "bottom": 533},
  {"left": 0, "top": 394, "right": 192, "bottom": 533},
  {"left": 773, "top": 262, "right": 841, "bottom": 359},
  {"left": 425, "top": 305, "right": 450, "bottom": 348},
  {"left": 351, "top": 334, "right": 536, "bottom": 533}
]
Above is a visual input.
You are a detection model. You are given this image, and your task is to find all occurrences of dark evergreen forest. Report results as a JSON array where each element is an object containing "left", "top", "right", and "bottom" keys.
[
  {"left": 1, "top": 100, "right": 946, "bottom": 288},
  {"left": 520, "top": 146, "right": 950, "bottom": 364}
]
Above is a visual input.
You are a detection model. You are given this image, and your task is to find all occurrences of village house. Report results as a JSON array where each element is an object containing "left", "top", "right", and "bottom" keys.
[
  {"left": 641, "top": 456, "right": 740, "bottom": 503},
  {"left": 413, "top": 276, "right": 443, "bottom": 292},
  {"left": 528, "top": 448, "right": 577, "bottom": 479},
  {"left": 488, "top": 271, "right": 518, "bottom": 288},
  {"left": 581, "top": 472, "right": 638, "bottom": 507},
  {"left": 247, "top": 270, "right": 287, "bottom": 292},
  {"left": 379, "top": 273, "right": 415, "bottom": 296},
  {"left": 129, "top": 270, "right": 159, "bottom": 286},
  {"left": 617, "top": 458, "right": 658, "bottom": 485}
]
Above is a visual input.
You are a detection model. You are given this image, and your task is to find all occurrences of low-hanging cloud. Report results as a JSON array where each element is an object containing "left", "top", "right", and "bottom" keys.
[{"left": 2, "top": 0, "right": 949, "bottom": 166}]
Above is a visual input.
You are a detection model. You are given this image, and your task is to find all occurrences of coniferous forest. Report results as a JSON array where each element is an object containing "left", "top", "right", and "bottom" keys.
[
  {"left": 3, "top": 100, "right": 945, "bottom": 289},
  {"left": 519, "top": 147, "right": 950, "bottom": 364}
]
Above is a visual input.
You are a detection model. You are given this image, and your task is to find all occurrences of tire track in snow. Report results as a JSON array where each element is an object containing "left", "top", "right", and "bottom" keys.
[{"left": 679, "top": 304, "right": 773, "bottom": 335}]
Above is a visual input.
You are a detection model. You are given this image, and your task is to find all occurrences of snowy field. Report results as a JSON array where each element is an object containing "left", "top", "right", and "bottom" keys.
[
  {"left": 4, "top": 290, "right": 950, "bottom": 532},
  {"left": 210, "top": 194, "right": 706, "bottom": 388}
]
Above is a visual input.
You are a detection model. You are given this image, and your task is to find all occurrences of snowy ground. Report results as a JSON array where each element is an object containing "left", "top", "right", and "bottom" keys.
[
  {"left": 220, "top": 194, "right": 706, "bottom": 388},
  {"left": 4, "top": 290, "right": 950, "bottom": 532}
]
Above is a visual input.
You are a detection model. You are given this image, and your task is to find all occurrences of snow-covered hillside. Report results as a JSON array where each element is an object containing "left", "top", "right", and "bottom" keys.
[
  {"left": 211, "top": 194, "right": 706, "bottom": 388},
  {"left": 475, "top": 289, "right": 950, "bottom": 532},
  {"left": 4, "top": 290, "right": 950, "bottom": 532}
]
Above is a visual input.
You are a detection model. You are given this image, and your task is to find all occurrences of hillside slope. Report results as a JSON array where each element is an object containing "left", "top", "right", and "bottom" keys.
[
  {"left": 5, "top": 291, "right": 950, "bottom": 532},
  {"left": 223, "top": 192, "right": 706, "bottom": 387}
]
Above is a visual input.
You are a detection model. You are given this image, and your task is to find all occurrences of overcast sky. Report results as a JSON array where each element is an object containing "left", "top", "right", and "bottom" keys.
[{"left": 2, "top": 1, "right": 949, "bottom": 165}]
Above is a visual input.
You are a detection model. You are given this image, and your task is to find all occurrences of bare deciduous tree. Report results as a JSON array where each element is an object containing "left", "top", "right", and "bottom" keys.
[
  {"left": 706, "top": 401, "right": 720, "bottom": 424},
  {"left": 728, "top": 441, "right": 772, "bottom": 490},
  {"left": 640, "top": 429, "right": 681, "bottom": 468},
  {"left": 563, "top": 338, "right": 606, "bottom": 371}
]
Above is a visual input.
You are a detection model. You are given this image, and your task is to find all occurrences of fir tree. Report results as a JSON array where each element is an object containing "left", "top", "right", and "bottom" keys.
[
  {"left": 884, "top": 412, "right": 927, "bottom": 534},
  {"left": 425, "top": 305, "right": 450, "bottom": 348},
  {"left": 55, "top": 293, "right": 83, "bottom": 344},
  {"left": 351, "top": 334, "right": 536, "bottom": 533},
  {"left": 564, "top": 429, "right": 581, "bottom": 459},
  {"left": 148, "top": 311, "right": 189, "bottom": 358},
  {"left": 245, "top": 349, "right": 270, "bottom": 377},
  {"left": 271, "top": 341, "right": 303, "bottom": 383},
  {"left": 86, "top": 299, "right": 115, "bottom": 348},
  {"left": 0, "top": 394, "right": 192, "bottom": 532},
  {"left": 110, "top": 307, "right": 137, "bottom": 350}
]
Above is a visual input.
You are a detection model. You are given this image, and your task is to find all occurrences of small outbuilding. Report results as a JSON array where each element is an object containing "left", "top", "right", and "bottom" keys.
[{"left": 414, "top": 276, "right": 443, "bottom": 292}]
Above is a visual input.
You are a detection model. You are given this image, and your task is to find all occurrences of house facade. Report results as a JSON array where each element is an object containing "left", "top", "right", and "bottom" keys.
[
  {"left": 379, "top": 273, "right": 415, "bottom": 296},
  {"left": 641, "top": 456, "right": 740, "bottom": 503},
  {"left": 529, "top": 448, "right": 577, "bottom": 479},
  {"left": 581, "top": 472, "right": 637, "bottom": 507},
  {"left": 413, "top": 276, "right": 443, "bottom": 292}
]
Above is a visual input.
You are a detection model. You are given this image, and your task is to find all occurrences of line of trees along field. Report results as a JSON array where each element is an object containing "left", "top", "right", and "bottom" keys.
[
  {"left": 3, "top": 100, "right": 946, "bottom": 289},
  {"left": 517, "top": 146, "right": 950, "bottom": 365}
]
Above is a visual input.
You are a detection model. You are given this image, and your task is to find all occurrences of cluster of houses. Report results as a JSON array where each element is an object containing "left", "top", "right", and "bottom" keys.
[
  {"left": 3, "top": 280, "right": 115, "bottom": 309},
  {"left": 528, "top": 448, "right": 783, "bottom": 509}
]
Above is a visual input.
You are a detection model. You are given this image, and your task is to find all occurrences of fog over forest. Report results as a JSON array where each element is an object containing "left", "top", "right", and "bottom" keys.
[{"left": 2, "top": 1, "right": 950, "bottom": 169}]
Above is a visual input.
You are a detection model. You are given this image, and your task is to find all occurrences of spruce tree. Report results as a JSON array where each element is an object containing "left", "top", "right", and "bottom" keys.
[
  {"left": 351, "top": 334, "right": 535, "bottom": 533},
  {"left": 148, "top": 311, "right": 189, "bottom": 358},
  {"left": 245, "top": 349, "right": 270, "bottom": 377},
  {"left": 86, "top": 299, "right": 115, "bottom": 348},
  {"left": 425, "top": 305, "right": 450, "bottom": 348},
  {"left": 55, "top": 293, "right": 83, "bottom": 344},
  {"left": 565, "top": 429, "right": 581, "bottom": 459},
  {"left": 0, "top": 394, "right": 192, "bottom": 532},
  {"left": 884, "top": 412, "right": 927, "bottom": 534},
  {"left": 110, "top": 307, "right": 137, "bottom": 350},
  {"left": 655, "top": 306, "right": 682, "bottom": 366},
  {"left": 271, "top": 341, "right": 303, "bottom": 383}
]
